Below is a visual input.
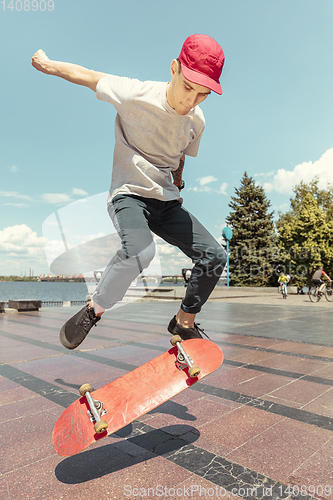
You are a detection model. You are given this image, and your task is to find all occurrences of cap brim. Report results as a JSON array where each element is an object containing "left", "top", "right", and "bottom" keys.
[{"left": 181, "top": 63, "right": 222, "bottom": 95}]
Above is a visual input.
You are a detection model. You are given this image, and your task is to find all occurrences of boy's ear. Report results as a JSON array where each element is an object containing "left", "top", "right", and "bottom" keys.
[{"left": 170, "top": 59, "right": 179, "bottom": 76}]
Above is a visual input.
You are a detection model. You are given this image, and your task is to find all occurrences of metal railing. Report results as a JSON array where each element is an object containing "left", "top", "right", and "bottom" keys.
[{"left": 1, "top": 300, "right": 88, "bottom": 308}]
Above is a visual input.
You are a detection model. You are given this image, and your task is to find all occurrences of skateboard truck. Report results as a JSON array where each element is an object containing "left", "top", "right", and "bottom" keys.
[
  {"left": 79, "top": 384, "right": 108, "bottom": 434},
  {"left": 170, "top": 335, "right": 201, "bottom": 378}
]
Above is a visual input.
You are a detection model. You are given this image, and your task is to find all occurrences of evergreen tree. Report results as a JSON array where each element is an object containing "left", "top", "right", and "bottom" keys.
[{"left": 225, "top": 172, "right": 279, "bottom": 286}]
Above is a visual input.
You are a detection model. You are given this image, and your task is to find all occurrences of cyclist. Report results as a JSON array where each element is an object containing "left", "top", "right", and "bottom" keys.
[
  {"left": 312, "top": 267, "right": 332, "bottom": 294},
  {"left": 278, "top": 272, "right": 290, "bottom": 296}
]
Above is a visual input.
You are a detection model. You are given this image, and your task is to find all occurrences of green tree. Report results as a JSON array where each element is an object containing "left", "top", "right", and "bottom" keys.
[
  {"left": 276, "top": 192, "right": 333, "bottom": 289},
  {"left": 290, "top": 177, "right": 333, "bottom": 220},
  {"left": 225, "top": 172, "right": 279, "bottom": 286}
]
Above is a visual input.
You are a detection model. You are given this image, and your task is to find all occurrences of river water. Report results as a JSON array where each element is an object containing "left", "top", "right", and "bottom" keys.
[
  {"left": 0, "top": 280, "right": 226, "bottom": 305},
  {"left": 0, "top": 280, "right": 188, "bottom": 303},
  {"left": 0, "top": 281, "right": 89, "bottom": 303}
]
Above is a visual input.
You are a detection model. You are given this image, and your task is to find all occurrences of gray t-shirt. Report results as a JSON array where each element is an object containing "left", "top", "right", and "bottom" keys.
[
  {"left": 96, "top": 75, "right": 205, "bottom": 202},
  {"left": 313, "top": 269, "right": 323, "bottom": 280}
]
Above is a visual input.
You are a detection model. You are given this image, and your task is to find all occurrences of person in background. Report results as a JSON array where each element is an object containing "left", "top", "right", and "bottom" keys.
[
  {"left": 312, "top": 266, "right": 332, "bottom": 294},
  {"left": 278, "top": 272, "right": 290, "bottom": 296}
]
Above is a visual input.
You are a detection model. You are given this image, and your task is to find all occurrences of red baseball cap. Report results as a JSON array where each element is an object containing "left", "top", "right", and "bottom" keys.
[{"left": 178, "top": 34, "right": 225, "bottom": 95}]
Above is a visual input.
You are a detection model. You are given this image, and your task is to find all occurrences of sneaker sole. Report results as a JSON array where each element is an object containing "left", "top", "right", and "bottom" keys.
[{"left": 60, "top": 325, "right": 80, "bottom": 350}]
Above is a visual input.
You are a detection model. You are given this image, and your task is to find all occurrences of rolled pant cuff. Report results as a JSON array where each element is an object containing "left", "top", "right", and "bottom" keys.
[
  {"left": 92, "top": 294, "right": 114, "bottom": 311},
  {"left": 180, "top": 303, "right": 201, "bottom": 315}
]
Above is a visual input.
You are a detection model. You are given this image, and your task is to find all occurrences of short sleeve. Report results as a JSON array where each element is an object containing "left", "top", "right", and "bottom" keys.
[{"left": 96, "top": 75, "right": 139, "bottom": 112}]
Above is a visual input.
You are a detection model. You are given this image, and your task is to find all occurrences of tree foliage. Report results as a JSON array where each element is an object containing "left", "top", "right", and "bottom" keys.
[
  {"left": 225, "top": 172, "right": 279, "bottom": 286},
  {"left": 290, "top": 177, "right": 333, "bottom": 220},
  {"left": 276, "top": 180, "right": 333, "bottom": 289}
]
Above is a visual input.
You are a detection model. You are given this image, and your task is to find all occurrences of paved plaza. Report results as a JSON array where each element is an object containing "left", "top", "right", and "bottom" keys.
[{"left": 0, "top": 292, "right": 332, "bottom": 500}]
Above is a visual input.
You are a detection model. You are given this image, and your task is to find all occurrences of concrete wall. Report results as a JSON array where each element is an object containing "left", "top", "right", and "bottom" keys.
[{"left": 124, "top": 285, "right": 298, "bottom": 301}]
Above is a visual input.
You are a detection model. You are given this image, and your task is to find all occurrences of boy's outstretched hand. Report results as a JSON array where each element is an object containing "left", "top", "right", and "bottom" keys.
[
  {"left": 30, "top": 51, "right": 106, "bottom": 91},
  {"left": 31, "top": 50, "right": 51, "bottom": 74}
]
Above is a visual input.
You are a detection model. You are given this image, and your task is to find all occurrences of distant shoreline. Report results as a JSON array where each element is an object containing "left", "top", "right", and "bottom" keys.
[
  {"left": 0, "top": 277, "right": 86, "bottom": 283},
  {"left": 0, "top": 276, "right": 187, "bottom": 284}
]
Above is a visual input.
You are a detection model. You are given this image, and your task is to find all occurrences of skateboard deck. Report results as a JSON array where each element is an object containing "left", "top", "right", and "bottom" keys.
[{"left": 53, "top": 338, "right": 223, "bottom": 456}]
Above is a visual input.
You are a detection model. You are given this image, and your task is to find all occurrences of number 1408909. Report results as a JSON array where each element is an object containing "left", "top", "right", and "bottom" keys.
[{"left": 2, "top": 0, "right": 54, "bottom": 11}]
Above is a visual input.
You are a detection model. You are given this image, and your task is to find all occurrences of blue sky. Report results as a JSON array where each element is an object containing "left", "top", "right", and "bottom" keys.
[{"left": 1, "top": 0, "right": 333, "bottom": 276}]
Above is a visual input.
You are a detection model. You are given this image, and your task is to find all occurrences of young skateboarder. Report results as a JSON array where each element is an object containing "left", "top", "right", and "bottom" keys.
[{"left": 32, "top": 34, "right": 227, "bottom": 349}]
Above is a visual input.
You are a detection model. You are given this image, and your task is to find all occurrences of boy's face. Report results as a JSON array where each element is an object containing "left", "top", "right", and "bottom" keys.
[{"left": 166, "top": 59, "right": 211, "bottom": 115}]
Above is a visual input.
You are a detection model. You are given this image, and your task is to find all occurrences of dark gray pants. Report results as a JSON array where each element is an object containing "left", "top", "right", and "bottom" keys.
[{"left": 93, "top": 194, "right": 226, "bottom": 314}]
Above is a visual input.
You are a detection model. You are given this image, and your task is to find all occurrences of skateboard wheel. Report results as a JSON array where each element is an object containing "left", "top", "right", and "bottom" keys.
[
  {"left": 94, "top": 419, "right": 108, "bottom": 434},
  {"left": 170, "top": 335, "right": 182, "bottom": 346},
  {"left": 188, "top": 365, "right": 200, "bottom": 378},
  {"left": 79, "top": 383, "right": 92, "bottom": 396}
]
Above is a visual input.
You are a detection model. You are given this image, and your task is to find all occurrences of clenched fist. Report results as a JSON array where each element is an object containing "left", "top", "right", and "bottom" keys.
[{"left": 31, "top": 49, "right": 52, "bottom": 74}]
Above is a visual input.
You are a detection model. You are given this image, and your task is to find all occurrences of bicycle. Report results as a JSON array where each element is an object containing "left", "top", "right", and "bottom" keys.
[
  {"left": 278, "top": 282, "right": 288, "bottom": 299},
  {"left": 308, "top": 282, "right": 333, "bottom": 303}
]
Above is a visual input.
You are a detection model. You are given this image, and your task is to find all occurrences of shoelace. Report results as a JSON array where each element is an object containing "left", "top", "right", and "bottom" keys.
[
  {"left": 194, "top": 322, "right": 210, "bottom": 339},
  {"left": 80, "top": 307, "right": 100, "bottom": 332}
]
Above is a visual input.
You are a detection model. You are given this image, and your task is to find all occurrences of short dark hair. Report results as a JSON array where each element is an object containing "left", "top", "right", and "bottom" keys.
[{"left": 176, "top": 58, "right": 182, "bottom": 74}]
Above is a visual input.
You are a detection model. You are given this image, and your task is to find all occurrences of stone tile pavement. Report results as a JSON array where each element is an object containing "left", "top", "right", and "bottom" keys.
[{"left": 0, "top": 293, "right": 332, "bottom": 500}]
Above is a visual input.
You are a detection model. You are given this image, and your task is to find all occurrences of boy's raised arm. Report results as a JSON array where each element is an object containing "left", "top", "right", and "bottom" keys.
[{"left": 31, "top": 50, "right": 107, "bottom": 92}]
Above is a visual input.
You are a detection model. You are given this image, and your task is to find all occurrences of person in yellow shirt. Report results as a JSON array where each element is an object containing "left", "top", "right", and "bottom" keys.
[{"left": 278, "top": 272, "right": 290, "bottom": 297}]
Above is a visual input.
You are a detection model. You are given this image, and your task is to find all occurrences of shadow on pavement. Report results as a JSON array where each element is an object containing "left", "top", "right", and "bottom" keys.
[{"left": 55, "top": 424, "right": 200, "bottom": 484}]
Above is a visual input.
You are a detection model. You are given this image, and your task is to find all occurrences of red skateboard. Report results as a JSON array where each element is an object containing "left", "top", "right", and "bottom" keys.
[{"left": 52, "top": 337, "right": 223, "bottom": 456}]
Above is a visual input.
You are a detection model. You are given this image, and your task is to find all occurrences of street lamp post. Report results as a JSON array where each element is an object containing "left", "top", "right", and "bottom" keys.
[{"left": 222, "top": 226, "right": 233, "bottom": 287}]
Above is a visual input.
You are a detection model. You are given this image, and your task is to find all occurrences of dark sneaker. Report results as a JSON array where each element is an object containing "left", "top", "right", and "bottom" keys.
[
  {"left": 167, "top": 316, "right": 209, "bottom": 340},
  {"left": 60, "top": 304, "right": 101, "bottom": 349}
]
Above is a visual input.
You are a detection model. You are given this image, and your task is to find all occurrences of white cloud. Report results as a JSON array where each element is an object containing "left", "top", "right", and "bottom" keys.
[
  {"left": 190, "top": 185, "right": 213, "bottom": 193},
  {"left": 0, "top": 187, "right": 89, "bottom": 206},
  {"left": 264, "top": 147, "right": 333, "bottom": 194},
  {"left": 188, "top": 177, "right": 227, "bottom": 195},
  {"left": 41, "top": 189, "right": 89, "bottom": 204},
  {"left": 72, "top": 188, "right": 89, "bottom": 196},
  {"left": 0, "top": 190, "right": 34, "bottom": 202},
  {"left": 255, "top": 171, "right": 275, "bottom": 178},
  {"left": 6, "top": 166, "right": 20, "bottom": 173},
  {"left": 0, "top": 225, "right": 43, "bottom": 251},
  {"left": 157, "top": 241, "right": 178, "bottom": 255},
  {"left": 218, "top": 183, "right": 228, "bottom": 195},
  {"left": 41, "top": 193, "right": 73, "bottom": 204},
  {"left": 155, "top": 237, "right": 191, "bottom": 274},
  {"left": 197, "top": 176, "right": 218, "bottom": 186},
  {"left": 0, "top": 224, "right": 48, "bottom": 275},
  {"left": 3, "top": 203, "right": 29, "bottom": 207},
  {"left": 42, "top": 237, "right": 70, "bottom": 267}
]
